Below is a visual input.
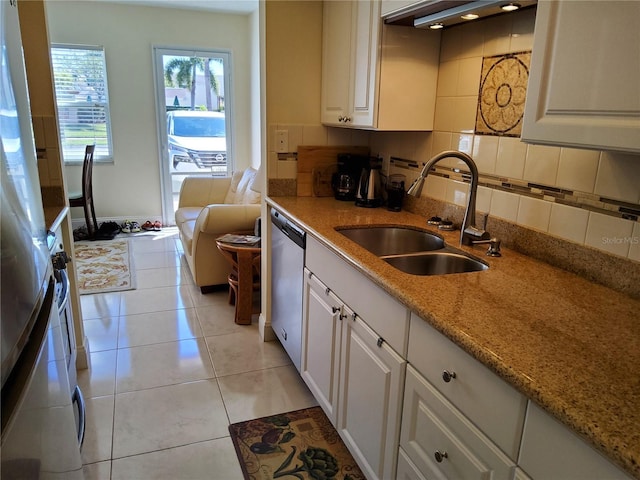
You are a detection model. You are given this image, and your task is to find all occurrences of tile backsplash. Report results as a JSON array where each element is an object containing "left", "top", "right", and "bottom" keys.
[{"left": 267, "top": 7, "right": 640, "bottom": 266}]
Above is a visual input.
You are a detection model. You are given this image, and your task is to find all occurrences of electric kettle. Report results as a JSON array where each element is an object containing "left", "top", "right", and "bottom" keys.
[{"left": 355, "top": 157, "right": 384, "bottom": 208}]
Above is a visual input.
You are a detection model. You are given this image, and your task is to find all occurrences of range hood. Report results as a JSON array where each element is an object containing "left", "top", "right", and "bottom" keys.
[{"left": 384, "top": 0, "right": 537, "bottom": 29}]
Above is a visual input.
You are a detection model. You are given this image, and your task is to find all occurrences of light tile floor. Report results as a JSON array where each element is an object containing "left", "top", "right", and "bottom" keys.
[{"left": 78, "top": 230, "right": 317, "bottom": 479}]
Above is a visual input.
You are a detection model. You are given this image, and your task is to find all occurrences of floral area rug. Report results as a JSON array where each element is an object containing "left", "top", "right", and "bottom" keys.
[
  {"left": 229, "top": 407, "right": 365, "bottom": 480},
  {"left": 74, "top": 240, "right": 136, "bottom": 295}
]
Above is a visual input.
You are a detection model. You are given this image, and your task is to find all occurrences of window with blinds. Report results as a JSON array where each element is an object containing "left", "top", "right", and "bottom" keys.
[{"left": 50, "top": 45, "right": 113, "bottom": 163}]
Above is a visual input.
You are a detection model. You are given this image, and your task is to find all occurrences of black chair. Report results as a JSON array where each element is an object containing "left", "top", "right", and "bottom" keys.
[{"left": 68, "top": 145, "right": 98, "bottom": 239}]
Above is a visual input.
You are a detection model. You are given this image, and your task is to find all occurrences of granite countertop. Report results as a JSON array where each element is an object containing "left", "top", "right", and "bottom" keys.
[{"left": 267, "top": 196, "right": 640, "bottom": 479}]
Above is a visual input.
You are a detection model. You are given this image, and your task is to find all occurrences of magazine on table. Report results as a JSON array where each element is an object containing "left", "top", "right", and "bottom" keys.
[{"left": 217, "top": 233, "right": 261, "bottom": 246}]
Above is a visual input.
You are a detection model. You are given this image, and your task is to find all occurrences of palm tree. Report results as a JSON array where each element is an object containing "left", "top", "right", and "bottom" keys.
[
  {"left": 165, "top": 57, "right": 202, "bottom": 109},
  {"left": 208, "top": 58, "right": 222, "bottom": 102},
  {"left": 165, "top": 57, "right": 221, "bottom": 111},
  {"left": 204, "top": 58, "right": 212, "bottom": 111}
]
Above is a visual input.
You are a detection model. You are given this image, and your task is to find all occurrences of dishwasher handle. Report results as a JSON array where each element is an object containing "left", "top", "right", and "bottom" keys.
[{"left": 271, "top": 208, "right": 306, "bottom": 249}]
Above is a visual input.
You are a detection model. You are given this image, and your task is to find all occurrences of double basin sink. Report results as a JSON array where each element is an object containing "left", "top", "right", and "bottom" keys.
[{"left": 337, "top": 226, "right": 488, "bottom": 276}]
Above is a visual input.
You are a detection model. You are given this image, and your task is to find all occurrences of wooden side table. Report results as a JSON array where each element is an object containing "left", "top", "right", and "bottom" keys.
[{"left": 215, "top": 238, "right": 261, "bottom": 325}]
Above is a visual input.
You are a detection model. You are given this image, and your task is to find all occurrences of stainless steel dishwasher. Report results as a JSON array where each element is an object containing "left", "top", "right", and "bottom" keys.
[{"left": 270, "top": 208, "right": 306, "bottom": 371}]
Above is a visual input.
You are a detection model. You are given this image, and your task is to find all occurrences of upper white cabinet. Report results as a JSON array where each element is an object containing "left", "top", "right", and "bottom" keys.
[
  {"left": 381, "top": 0, "right": 421, "bottom": 17},
  {"left": 522, "top": 0, "right": 640, "bottom": 153},
  {"left": 321, "top": 0, "right": 440, "bottom": 130},
  {"left": 320, "top": 0, "right": 352, "bottom": 126}
]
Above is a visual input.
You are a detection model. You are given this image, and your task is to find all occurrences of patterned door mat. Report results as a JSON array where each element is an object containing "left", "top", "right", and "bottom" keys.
[{"left": 229, "top": 407, "right": 365, "bottom": 480}]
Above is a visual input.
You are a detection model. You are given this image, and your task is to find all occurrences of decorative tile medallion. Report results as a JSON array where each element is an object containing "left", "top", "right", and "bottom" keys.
[{"left": 475, "top": 51, "right": 532, "bottom": 137}]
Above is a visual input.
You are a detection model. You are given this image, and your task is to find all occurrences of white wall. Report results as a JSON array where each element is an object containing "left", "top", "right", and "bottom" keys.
[
  {"left": 250, "top": 7, "right": 262, "bottom": 173},
  {"left": 45, "top": 1, "right": 256, "bottom": 222}
]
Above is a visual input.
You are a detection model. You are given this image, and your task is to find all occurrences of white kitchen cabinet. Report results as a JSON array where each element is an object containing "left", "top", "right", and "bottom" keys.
[
  {"left": 521, "top": 0, "right": 640, "bottom": 153},
  {"left": 400, "top": 314, "right": 527, "bottom": 480},
  {"left": 321, "top": 0, "right": 440, "bottom": 130},
  {"left": 303, "top": 236, "right": 407, "bottom": 479},
  {"left": 380, "top": 0, "right": 421, "bottom": 18},
  {"left": 401, "top": 365, "right": 517, "bottom": 480},
  {"left": 518, "top": 402, "right": 633, "bottom": 480},
  {"left": 337, "top": 302, "right": 406, "bottom": 480},
  {"left": 300, "top": 269, "right": 342, "bottom": 424},
  {"left": 407, "top": 314, "right": 527, "bottom": 459},
  {"left": 305, "top": 235, "right": 409, "bottom": 356},
  {"left": 320, "top": 0, "right": 352, "bottom": 126}
]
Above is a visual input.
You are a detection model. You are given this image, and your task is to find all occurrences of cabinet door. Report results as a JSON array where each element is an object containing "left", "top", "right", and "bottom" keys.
[
  {"left": 337, "top": 307, "right": 406, "bottom": 480},
  {"left": 320, "top": 0, "right": 352, "bottom": 126},
  {"left": 349, "top": 0, "right": 380, "bottom": 128},
  {"left": 300, "top": 269, "right": 342, "bottom": 425},
  {"left": 522, "top": 1, "right": 640, "bottom": 153}
]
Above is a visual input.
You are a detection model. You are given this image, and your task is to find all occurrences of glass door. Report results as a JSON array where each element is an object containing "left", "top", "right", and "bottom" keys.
[{"left": 152, "top": 47, "right": 233, "bottom": 225}]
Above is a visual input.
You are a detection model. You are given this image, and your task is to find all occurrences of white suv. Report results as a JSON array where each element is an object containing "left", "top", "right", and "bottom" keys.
[{"left": 167, "top": 110, "right": 226, "bottom": 169}]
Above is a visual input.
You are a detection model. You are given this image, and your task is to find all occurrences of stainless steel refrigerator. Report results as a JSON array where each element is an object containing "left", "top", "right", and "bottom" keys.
[{"left": 1, "top": 1, "right": 84, "bottom": 478}]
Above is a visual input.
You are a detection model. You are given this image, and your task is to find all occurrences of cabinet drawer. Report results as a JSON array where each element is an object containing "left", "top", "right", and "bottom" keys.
[
  {"left": 408, "top": 314, "right": 526, "bottom": 459},
  {"left": 306, "top": 235, "right": 409, "bottom": 355},
  {"left": 518, "top": 402, "right": 632, "bottom": 480},
  {"left": 401, "top": 366, "right": 516, "bottom": 480}
]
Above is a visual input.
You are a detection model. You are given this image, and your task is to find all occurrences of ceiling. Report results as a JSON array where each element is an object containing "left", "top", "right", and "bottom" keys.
[{"left": 88, "top": 0, "right": 259, "bottom": 14}]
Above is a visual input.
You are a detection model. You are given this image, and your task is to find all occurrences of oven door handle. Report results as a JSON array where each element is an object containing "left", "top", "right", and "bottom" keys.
[{"left": 72, "top": 385, "right": 86, "bottom": 447}]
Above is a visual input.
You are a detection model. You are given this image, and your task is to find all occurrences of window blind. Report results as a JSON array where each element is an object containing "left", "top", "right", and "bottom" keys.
[{"left": 50, "top": 45, "right": 113, "bottom": 162}]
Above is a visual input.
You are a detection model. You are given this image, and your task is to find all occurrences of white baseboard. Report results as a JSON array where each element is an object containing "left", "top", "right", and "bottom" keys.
[{"left": 259, "top": 313, "right": 276, "bottom": 342}]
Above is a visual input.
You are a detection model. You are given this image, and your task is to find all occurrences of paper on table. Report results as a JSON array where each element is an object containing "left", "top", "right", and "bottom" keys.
[{"left": 217, "top": 233, "right": 261, "bottom": 246}]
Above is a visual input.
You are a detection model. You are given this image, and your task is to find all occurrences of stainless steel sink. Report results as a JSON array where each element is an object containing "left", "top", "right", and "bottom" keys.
[
  {"left": 336, "top": 225, "right": 488, "bottom": 275},
  {"left": 383, "top": 251, "right": 488, "bottom": 276},
  {"left": 337, "top": 226, "right": 445, "bottom": 256}
]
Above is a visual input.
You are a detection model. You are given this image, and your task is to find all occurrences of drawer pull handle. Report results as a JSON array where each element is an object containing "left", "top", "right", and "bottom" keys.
[
  {"left": 434, "top": 450, "right": 448, "bottom": 463},
  {"left": 332, "top": 306, "right": 340, "bottom": 314},
  {"left": 325, "top": 287, "right": 331, "bottom": 295},
  {"left": 442, "top": 370, "right": 456, "bottom": 382}
]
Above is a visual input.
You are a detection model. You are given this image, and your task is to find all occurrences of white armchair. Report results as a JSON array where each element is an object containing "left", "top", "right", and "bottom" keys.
[{"left": 175, "top": 168, "right": 262, "bottom": 291}]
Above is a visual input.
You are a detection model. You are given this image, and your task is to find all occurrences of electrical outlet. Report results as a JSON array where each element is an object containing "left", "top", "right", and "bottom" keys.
[{"left": 276, "top": 130, "right": 288, "bottom": 153}]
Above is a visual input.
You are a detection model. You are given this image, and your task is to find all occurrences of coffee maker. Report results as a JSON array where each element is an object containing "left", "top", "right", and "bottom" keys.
[
  {"left": 331, "top": 154, "right": 365, "bottom": 201},
  {"left": 355, "top": 156, "right": 384, "bottom": 208}
]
